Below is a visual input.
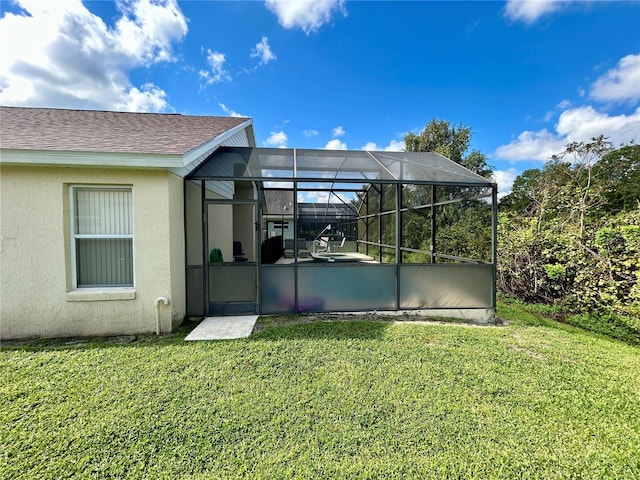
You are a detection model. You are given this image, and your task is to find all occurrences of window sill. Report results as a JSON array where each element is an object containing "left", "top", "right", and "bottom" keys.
[{"left": 66, "top": 288, "right": 136, "bottom": 302}]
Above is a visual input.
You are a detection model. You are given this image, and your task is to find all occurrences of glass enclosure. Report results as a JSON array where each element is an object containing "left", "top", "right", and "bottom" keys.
[{"left": 185, "top": 147, "right": 497, "bottom": 319}]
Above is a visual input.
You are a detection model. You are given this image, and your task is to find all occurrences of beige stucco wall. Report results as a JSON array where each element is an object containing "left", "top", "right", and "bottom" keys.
[
  {"left": 207, "top": 203, "right": 233, "bottom": 262},
  {"left": 167, "top": 172, "right": 186, "bottom": 329},
  {"left": 0, "top": 165, "right": 186, "bottom": 339},
  {"left": 234, "top": 182, "right": 256, "bottom": 262}
]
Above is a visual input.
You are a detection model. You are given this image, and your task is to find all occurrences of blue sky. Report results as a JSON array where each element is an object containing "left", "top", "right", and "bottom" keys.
[{"left": 1, "top": 0, "right": 639, "bottom": 196}]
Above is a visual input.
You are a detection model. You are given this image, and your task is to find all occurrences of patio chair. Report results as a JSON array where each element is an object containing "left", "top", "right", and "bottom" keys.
[
  {"left": 233, "top": 241, "right": 248, "bottom": 262},
  {"left": 297, "top": 238, "right": 311, "bottom": 258},
  {"left": 314, "top": 236, "right": 330, "bottom": 253},
  {"left": 283, "top": 239, "right": 295, "bottom": 258}
]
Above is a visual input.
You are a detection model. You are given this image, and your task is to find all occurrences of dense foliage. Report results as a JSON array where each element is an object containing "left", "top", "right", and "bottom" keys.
[{"left": 498, "top": 139, "right": 640, "bottom": 336}]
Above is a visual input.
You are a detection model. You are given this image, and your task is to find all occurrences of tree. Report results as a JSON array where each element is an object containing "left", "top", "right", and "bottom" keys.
[
  {"left": 593, "top": 143, "right": 640, "bottom": 213},
  {"left": 499, "top": 168, "right": 543, "bottom": 214},
  {"left": 404, "top": 119, "right": 493, "bottom": 178},
  {"left": 550, "top": 135, "right": 614, "bottom": 239},
  {"left": 403, "top": 119, "right": 494, "bottom": 262},
  {"left": 501, "top": 136, "right": 616, "bottom": 237},
  {"left": 499, "top": 160, "right": 572, "bottom": 231}
]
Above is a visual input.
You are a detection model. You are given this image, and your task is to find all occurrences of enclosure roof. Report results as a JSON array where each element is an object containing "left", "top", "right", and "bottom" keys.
[
  {"left": 189, "top": 146, "right": 494, "bottom": 185},
  {"left": 263, "top": 190, "right": 357, "bottom": 217}
]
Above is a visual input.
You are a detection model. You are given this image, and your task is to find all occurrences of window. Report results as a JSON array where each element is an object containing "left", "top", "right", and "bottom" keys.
[{"left": 71, "top": 186, "right": 134, "bottom": 288}]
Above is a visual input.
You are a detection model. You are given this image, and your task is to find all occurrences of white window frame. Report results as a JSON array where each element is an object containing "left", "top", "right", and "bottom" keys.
[{"left": 69, "top": 185, "right": 135, "bottom": 289}]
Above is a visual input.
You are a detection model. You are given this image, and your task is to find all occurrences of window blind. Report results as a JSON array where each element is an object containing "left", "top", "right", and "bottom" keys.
[{"left": 73, "top": 188, "right": 133, "bottom": 287}]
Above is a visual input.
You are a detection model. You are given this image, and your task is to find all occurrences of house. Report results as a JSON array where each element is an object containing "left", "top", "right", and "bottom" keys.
[
  {"left": 0, "top": 106, "right": 254, "bottom": 339},
  {"left": 1, "top": 106, "right": 498, "bottom": 340}
]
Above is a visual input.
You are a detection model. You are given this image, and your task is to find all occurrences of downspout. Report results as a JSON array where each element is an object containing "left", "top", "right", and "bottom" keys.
[{"left": 155, "top": 297, "right": 170, "bottom": 335}]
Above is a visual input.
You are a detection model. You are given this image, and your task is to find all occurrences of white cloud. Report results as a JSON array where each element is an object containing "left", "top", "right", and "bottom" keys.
[
  {"left": 495, "top": 129, "right": 565, "bottom": 162},
  {"left": 385, "top": 139, "right": 405, "bottom": 151},
  {"left": 361, "top": 139, "right": 405, "bottom": 152},
  {"left": 590, "top": 53, "right": 640, "bottom": 103},
  {"left": 298, "top": 190, "right": 351, "bottom": 204},
  {"left": 200, "top": 49, "right": 231, "bottom": 85},
  {"left": 218, "top": 102, "right": 245, "bottom": 118},
  {"left": 332, "top": 125, "right": 346, "bottom": 137},
  {"left": 299, "top": 191, "right": 330, "bottom": 204},
  {"left": 303, "top": 129, "right": 319, "bottom": 137},
  {"left": 325, "top": 139, "right": 347, "bottom": 150},
  {"left": 539, "top": 97, "right": 571, "bottom": 124},
  {"left": 264, "top": 0, "right": 347, "bottom": 34},
  {"left": 503, "top": 0, "right": 569, "bottom": 24},
  {"left": 495, "top": 107, "right": 640, "bottom": 162},
  {"left": 265, "top": 130, "right": 288, "bottom": 148},
  {"left": 121, "top": 83, "right": 168, "bottom": 113},
  {"left": 556, "top": 106, "right": 640, "bottom": 142},
  {"left": 493, "top": 168, "right": 518, "bottom": 200},
  {"left": 264, "top": 174, "right": 293, "bottom": 189},
  {"left": 116, "top": 0, "right": 188, "bottom": 63},
  {"left": 495, "top": 51, "right": 640, "bottom": 163},
  {"left": 0, "top": 0, "right": 187, "bottom": 112},
  {"left": 250, "top": 36, "right": 276, "bottom": 65}
]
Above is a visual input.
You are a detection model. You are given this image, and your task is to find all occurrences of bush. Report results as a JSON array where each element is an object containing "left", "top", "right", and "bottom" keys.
[{"left": 498, "top": 210, "right": 640, "bottom": 336}]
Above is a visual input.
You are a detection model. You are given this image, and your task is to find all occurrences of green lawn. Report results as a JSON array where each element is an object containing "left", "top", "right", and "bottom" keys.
[{"left": 2, "top": 302, "right": 639, "bottom": 479}]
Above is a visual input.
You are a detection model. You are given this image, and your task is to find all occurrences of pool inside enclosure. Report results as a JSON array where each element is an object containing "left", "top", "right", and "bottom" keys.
[{"left": 185, "top": 147, "right": 498, "bottom": 321}]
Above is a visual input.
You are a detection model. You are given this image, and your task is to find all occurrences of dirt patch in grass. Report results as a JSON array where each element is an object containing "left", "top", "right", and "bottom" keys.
[
  {"left": 253, "top": 311, "right": 503, "bottom": 333},
  {"left": 507, "top": 345, "right": 547, "bottom": 361}
]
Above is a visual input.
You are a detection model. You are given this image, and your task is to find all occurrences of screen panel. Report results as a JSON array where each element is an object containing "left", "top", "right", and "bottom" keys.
[{"left": 400, "top": 264, "right": 493, "bottom": 309}]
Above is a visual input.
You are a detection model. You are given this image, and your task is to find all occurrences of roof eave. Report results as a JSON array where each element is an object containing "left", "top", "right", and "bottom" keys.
[
  {"left": 0, "top": 149, "right": 183, "bottom": 168},
  {"left": 175, "top": 119, "right": 255, "bottom": 177}
]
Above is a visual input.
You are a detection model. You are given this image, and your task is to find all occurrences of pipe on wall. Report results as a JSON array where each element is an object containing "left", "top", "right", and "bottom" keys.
[{"left": 155, "top": 297, "right": 170, "bottom": 335}]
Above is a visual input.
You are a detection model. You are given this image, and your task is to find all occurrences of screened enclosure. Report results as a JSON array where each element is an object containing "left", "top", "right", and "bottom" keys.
[{"left": 185, "top": 147, "right": 497, "bottom": 321}]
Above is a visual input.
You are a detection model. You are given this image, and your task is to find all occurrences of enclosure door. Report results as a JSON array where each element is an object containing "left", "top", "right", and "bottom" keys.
[{"left": 206, "top": 201, "right": 257, "bottom": 315}]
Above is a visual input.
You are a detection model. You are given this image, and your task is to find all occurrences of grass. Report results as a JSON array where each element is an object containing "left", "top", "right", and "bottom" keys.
[
  {"left": 2, "top": 302, "right": 639, "bottom": 479},
  {"left": 498, "top": 296, "right": 640, "bottom": 346}
]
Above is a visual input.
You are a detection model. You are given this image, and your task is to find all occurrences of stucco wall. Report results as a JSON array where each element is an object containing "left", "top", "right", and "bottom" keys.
[
  {"left": 167, "top": 172, "right": 186, "bottom": 330},
  {"left": 233, "top": 182, "right": 256, "bottom": 262},
  {"left": 0, "top": 165, "right": 186, "bottom": 339},
  {"left": 207, "top": 203, "right": 233, "bottom": 262}
]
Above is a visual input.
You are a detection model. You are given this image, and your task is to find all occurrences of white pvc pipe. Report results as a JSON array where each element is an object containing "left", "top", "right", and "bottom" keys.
[{"left": 154, "top": 297, "right": 169, "bottom": 335}]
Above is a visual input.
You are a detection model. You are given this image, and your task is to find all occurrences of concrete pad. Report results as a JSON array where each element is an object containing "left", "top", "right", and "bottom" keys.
[{"left": 185, "top": 315, "right": 258, "bottom": 341}]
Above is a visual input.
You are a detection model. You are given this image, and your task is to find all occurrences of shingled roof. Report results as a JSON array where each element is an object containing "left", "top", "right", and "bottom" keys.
[{"left": 0, "top": 106, "right": 250, "bottom": 155}]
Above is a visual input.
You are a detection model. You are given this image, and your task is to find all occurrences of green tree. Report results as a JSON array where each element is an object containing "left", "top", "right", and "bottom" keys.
[
  {"left": 404, "top": 119, "right": 493, "bottom": 178},
  {"left": 404, "top": 119, "right": 494, "bottom": 262},
  {"left": 593, "top": 143, "right": 640, "bottom": 213},
  {"left": 500, "top": 160, "right": 572, "bottom": 231}
]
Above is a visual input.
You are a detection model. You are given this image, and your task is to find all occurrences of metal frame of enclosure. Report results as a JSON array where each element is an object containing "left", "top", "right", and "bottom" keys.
[{"left": 185, "top": 147, "right": 498, "bottom": 322}]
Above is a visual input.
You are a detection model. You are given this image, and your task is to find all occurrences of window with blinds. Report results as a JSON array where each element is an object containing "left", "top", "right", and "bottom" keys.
[{"left": 71, "top": 187, "right": 134, "bottom": 287}]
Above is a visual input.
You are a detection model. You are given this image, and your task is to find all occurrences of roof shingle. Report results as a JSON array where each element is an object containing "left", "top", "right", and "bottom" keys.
[{"left": 0, "top": 106, "right": 250, "bottom": 155}]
